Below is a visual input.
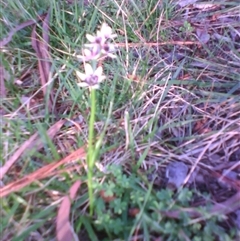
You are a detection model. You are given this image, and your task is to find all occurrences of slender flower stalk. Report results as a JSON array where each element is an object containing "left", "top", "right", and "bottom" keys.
[
  {"left": 87, "top": 88, "right": 96, "bottom": 216},
  {"left": 76, "top": 23, "right": 117, "bottom": 216}
]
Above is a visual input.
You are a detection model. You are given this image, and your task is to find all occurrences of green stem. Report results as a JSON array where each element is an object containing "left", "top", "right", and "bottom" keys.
[{"left": 87, "top": 88, "right": 96, "bottom": 216}]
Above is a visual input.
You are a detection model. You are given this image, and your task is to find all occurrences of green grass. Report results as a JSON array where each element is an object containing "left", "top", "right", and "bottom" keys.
[{"left": 1, "top": 0, "right": 240, "bottom": 240}]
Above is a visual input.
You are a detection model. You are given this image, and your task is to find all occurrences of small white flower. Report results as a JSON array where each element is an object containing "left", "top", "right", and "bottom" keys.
[
  {"left": 85, "top": 47, "right": 101, "bottom": 59},
  {"left": 76, "top": 46, "right": 101, "bottom": 61},
  {"left": 97, "top": 23, "right": 117, "bottom": 40},
  {"left": 86, "top": 34, "right": 103, "bottom": 45},
  {"left": 101, "top": 43, "right": 117, "bottom": 58},
  {"left": 76, "top": 63, "right": 105, "bottom": 89},
  {"left": 86, "top": 23, "right": 117, "bottom": 46},
  {"left": 79, "top": 23, "right": 117, "bottom": 61}
]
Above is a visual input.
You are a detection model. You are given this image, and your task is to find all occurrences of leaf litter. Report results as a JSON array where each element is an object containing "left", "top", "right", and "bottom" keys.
[
  {"left": 0, "top": 146, "right": 85, "bottom": 198},
  {"left": 56, "top": 180, "right": 81, "bottom": 241},
  {"left": 0, "top": 119, "right": 66, "bottom": 180}
]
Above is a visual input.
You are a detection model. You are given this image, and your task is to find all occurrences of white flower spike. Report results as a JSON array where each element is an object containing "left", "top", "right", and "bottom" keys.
[
  {"left": 75, "top": 23, "right": 117, "bottom": 89},
  {"left": 76, "top": 63, "right": 105, "bottom": 89}
]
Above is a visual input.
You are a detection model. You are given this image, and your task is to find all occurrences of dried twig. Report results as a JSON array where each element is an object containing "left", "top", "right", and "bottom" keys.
[
  {"left": 0, "top": 146, "right": 85, "bottom": 198},
  {"left": 116, "top": 41, "right": 201, "bottom": 48}
]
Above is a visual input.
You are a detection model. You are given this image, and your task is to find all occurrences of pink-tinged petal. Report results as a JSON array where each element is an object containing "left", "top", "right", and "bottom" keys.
[
  {"left": 76, "top": 70, "right": 86, "bottom": 80},
  {"left": 95, "top": 66, "right": 103, "bottom": 76},
  {"left": 83, "top": 48, "right": 92, "bottom": 56},
  {"left": 101, "top": 23, "right": 111, "bottom": 36},
  {"left": 100, "top": 23, "right": 117, "bottom": 39},
  {"left": 91, "top": 45, "right": 101, "bottom": 56},
  {"left": 86, "top": 34, "right": 96, "bottom": 43},
  {"left": 83, "top": 46, "right": 101, "bottom": 60},
  {"left": 77, "top": 82, "right": 89, "bottom": 88},
  {"left": 96, "top": 30, "right": 101, "bottom": 37},
  {"left": 91, "top": 84, "right": 100, "bottom": 89},
  {"left": 76, "top": 49, "right": 93, "bottom": 62},
  {"left": 101, "top": 44, "right": 117, "bottom": 58},
  {"left": 92, "top": 32, "right": 105, "bottom": 45},
  {"left": 98, "top": 75, "right": 106, "bottom": 83},
  {"left": 84, "top": 63, "right": 94, "bottom": 76},
  {"left": 76, "top": 54, "right": 85, "bottom": 59}
]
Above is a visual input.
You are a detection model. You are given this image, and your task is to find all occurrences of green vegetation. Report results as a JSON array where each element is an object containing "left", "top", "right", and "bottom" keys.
[{"left": 1, "top": 0, "right": 240, "bottom": 240}]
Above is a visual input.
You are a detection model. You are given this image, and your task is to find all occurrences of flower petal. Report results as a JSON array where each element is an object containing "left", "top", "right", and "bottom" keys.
[
  {"left": 101, "top": 43, "right": 117, "bottom": 58},
  {"left": 94, "top": 66, "right": 103, "bottom": 76},
  {"left": 76, "top": 70, "right": 86, "bottom": 80},
  {"left": 77, "top": 82, "right": 89, "bottom": 88},
  {"left": 91, "top": 84, "right": 100, "bottom": 89},
  {"left": 98, "top": 75, "right": 106, "bottom": 83},
  {"left": 101, "top": 23, "right": 111, "bottom": 37},
  {"left": 83, "top": 46, "right": 101, "bottom": 60},
  {"left": 106, "top": 53, "right": 117, "bottom": 58},
  {"left": 84, "top": 63, "right": 94, "bottom": 76},
  {"left": 100, "top": 23, "right": 117, "bottom": 39},
  {"left": 86, "top": 34, "right": 96, "bottom": 43},
  {"left": 83, "top": 48, "right": 92, "bottom": 56}
]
